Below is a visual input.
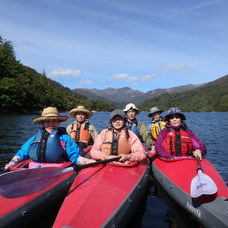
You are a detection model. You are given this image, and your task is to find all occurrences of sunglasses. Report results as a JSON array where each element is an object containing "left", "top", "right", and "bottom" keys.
[{"left": 169, "top": 115, "right": 181, "bottom": 119}]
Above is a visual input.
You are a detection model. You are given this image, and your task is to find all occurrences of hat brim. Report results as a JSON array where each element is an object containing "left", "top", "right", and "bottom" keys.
[
  {"left": 148, "top": 111, "right": 163, "bottom": 117},
  {"left": 69, "top": 108, "right": 93, "bottom": 119},
  {"left": 33, "top": 116, "right": 69, "bottom": 124},
  {"left": 123, "top": 108, "right": 140, "bottom": 115}
]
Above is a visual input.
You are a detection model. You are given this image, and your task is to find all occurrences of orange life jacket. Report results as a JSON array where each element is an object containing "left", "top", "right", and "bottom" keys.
[
  {"left": 101, "top": 128, "right": 131, "bottom": 155},
  {"left": 70, "top": 121, "right": 91, "bottom": 143},
  {"left": 163, "top": 127, "right": 193, "bottom": 156}
]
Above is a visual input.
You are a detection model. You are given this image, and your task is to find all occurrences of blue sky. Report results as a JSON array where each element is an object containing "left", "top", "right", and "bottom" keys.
[{"left": 0, "top": 0, "right": 227, "bottom": 92}]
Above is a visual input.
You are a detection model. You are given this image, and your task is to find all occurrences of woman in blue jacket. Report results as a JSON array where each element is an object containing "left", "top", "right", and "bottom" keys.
[{"left": 5, "top": 107, "right": 94, "bottom": 169}]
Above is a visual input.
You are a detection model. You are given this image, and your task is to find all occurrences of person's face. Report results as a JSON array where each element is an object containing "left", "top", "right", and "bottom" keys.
[
  {"left": 151, "top": 112, "right": 161, "bottom": 121},
  {"left": 126, "top": 109, "right": 136, "bottom": 121},
  {"left": 75, "top": 112, "right": 86, "bottom": 122},
  {"left": 111, "top": 115, "right": 125, "bottom": 130},
  {"left": 169, "top": 115, "right": 182, "bottom": 126},
  {"left": 43, "top": 119, "right": 60, "bottom": 133}
]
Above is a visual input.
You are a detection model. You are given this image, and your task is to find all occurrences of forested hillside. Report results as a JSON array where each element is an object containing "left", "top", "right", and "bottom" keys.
[
  {"left": 0, "top": 36, "right": 115, "bottom": 113},
  {"left": 138, "top": 75, "right": 228, "bottom": 112}
]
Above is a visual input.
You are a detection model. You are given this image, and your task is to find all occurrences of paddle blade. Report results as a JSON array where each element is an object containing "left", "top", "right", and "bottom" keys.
[
  {"left": 190, "top": 170, "right": 217, "bottom": 198},
  {"left": 0, "top": 167, "right": 74, "bottom": 198}
]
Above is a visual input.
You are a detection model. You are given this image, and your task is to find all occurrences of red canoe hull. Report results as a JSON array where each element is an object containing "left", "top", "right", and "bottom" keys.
[
  {"left": 0, "top": 161, "right": 76, "bottom": 228},
  {"left": 152, "top": 157, "right": 228, "bottom": 228},
  {"left": 53, "top": 160, "right": 150, "bottom": 228}
]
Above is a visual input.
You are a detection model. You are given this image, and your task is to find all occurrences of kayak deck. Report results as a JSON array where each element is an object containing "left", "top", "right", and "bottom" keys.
[
  {"left": 53, "top": 161, "right": 150, "bottom": 228},
  {"left": 152, "top": 157, "right": 228, "bottom": 228},
  {"left": 0, "top": 162, "right": 76, "bottom": 228}
]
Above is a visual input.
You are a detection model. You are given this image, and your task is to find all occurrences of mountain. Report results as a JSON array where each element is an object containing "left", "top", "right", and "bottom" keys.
[
  {"left": 73, "top": 84, "right": 203, "bottom": 104},
  {"left": 72, "top": 88, "right": 110, "bottom": 102},
  {"left": 138, "top": 74, "right": 228, "bottom": 112},
  {"left": 73, "top": 87, "right": 144, "bottom": 103},
  {"left": 134, "top": 84, "right": 204, "bottom": 103}
]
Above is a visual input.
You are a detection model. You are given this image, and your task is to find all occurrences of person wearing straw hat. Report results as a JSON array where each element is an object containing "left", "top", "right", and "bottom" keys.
[
  {"left": 147, "top": 107, "right": 166, "bottom": 150},
  {"left": 90, "top": 109, "right": 146, "bottom": 164},
  {"left": 123, "top": 103, "right": 153, "bottom": 149},
  {"left": 155, "top": 107, "right": 206, "bottom": 160},
  {"left": 67, "top": 105, "right": 98, "bottom": 151},
  {"left": 5, "top": 107, "right": 95, "bottom": 169}
]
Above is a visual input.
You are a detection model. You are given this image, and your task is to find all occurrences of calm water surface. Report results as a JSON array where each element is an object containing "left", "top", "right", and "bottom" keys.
[{"left": 0, "top": 112, "right": 227, "bottom": 227}]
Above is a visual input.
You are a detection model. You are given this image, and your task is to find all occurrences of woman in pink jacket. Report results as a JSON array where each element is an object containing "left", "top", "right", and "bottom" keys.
[{"left": 90, "top": 109, "right": 146, "bottom": 164}]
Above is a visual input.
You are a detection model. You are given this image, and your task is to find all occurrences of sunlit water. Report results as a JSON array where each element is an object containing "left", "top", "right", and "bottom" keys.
[{"left": 0, "top": 112, "right": 227, "bottom": 227}]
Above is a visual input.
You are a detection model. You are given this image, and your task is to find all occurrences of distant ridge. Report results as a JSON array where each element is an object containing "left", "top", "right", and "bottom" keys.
[
  {"left": 138, "top": 74, "right": 228, "bottom": 112},
  {"left": 73, "top": 84, "right": 203, "bottom": 104}
]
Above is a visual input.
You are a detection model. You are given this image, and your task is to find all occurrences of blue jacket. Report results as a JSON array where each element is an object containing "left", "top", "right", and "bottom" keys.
[{"left": 14, "top": 128, "right": 81, "bottom": 164}]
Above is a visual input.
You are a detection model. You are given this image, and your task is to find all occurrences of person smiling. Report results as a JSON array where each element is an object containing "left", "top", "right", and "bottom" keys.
[
  {"left": 90, "top": 109, "right": 146, "bottom": 164},
  {"left": 5, "top": 107, "right": 94, "bottom": 169},
  {"left": 155, "top": 107, "right": 206, "bottom": 160},
  {"left": 123, "top": 103, "right": 153, "bottom": 150},
  {"left": 66, "top": 105, "right": 98, "bottom": 150}
]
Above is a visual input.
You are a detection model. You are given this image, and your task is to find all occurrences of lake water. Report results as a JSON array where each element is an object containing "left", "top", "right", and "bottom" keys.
[{"left": 0, "top": 112, "right": 227, "bottom": 227}]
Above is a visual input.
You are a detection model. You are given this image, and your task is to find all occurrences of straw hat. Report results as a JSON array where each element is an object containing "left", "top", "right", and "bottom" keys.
[
  {"left": 69, "top": 105, "right": 93, "bottom": 119},
  {"left": 33, "top": 107, "right": 69, "bottom": 124},
  {"left": 123, "top": 103, "right": 140, "bottom": 114},
  {"left": 148, "top": 107, "right": 163, "bottom": 117}
]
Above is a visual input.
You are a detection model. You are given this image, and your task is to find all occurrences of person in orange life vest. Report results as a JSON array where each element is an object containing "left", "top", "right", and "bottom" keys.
[
  {"left": 5, "top": 107, "right": 95, "bottom": 169},
  {"left": 66, "top": 106, "right": 98, "bottom": 151},
  {"left": 123, "top": 103, "right": 153, "bottom": 150},
  {"left": 90, "top": 109, "right": 146, "bottom": 164},
  {"left": 155, "top": 107, "right": 206, "bottom": 160}
]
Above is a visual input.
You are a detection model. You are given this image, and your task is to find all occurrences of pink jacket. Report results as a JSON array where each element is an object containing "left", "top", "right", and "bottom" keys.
[{"left": 90, "top": 129, "right": 146, "bottom": 162}]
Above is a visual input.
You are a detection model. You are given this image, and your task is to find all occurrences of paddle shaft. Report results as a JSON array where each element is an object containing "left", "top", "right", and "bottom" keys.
[
  {"left": 73, "top": 156, "right": 120, "bottom": 171},
  {"left": 196, "top": 156, "right": 203, "bottom": 172}
]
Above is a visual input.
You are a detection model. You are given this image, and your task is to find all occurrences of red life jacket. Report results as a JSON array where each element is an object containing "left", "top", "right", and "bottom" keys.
[
  {"left": 70, "top": 121, "right": 91, "bottom": 143},
  {"left": 163, "top": 127, "right": 193, "bottom": 156},
  {"left": 101, "top": 128, "right": 131, "bottom": 155}
]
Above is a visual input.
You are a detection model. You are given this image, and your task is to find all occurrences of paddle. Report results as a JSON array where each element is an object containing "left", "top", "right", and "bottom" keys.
[
  {"left": 0, "top": 157, "right": 120, "bottom": 198},
  {"left": 190, "top": 156, "right": 217, "bottom": 198}
]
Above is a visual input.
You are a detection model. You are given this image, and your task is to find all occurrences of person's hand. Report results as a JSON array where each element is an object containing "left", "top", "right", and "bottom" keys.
[
  {"left": 150, "top": 145, "right": 155, "bottom": 153},
  {"left": 4, "top": 162, "right": 15, "bottom": 169},
  {"left": 193, "top": 149, "right": 202, "bottom": 160},
  {"left": 78, "top": 157, "right": 96, "bottom": 164},
  {"left": 84, "top": 158, "right": 97, "bottom": 164},
  {"left": 4, "top": 158, "right": 19, "bottom": 169},
  {"left": 118, "top": 154, "right": 131, "bottom": 163}
]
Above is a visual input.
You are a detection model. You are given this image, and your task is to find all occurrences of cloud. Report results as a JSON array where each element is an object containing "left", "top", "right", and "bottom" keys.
[
  {"left": 48, "top": 68, "right": 81, "bottom": 78},
  {"left": 112, "top": 73, "right": 155, "bottom": 82},
  {"left": 158, "top": 64, "right": 189, "bottom": 72},
  {"left": 79, "top": 80, "right": 94, "bottom": 85}
]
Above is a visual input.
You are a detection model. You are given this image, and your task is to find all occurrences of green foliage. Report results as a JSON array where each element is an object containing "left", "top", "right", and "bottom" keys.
[
  {"left": 138, "top": 75, "right": 228, "bottom": 112},
  {"left": 0, "top": 36, "right": 116, "bottom": 113}
]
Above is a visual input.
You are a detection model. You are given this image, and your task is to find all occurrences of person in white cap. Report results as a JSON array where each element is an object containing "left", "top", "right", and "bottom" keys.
[
  {"left": 90, "top": 109, "right": 146, "bottom": 164},
  {"left": 123, "top": 103, "right": 153, "bottom": 149},
  {"left": 67, "top": 105, "right": 98, "bottom": 150},
  {"left": 5, "top": 107, "right": 95, "bottom": 169}
]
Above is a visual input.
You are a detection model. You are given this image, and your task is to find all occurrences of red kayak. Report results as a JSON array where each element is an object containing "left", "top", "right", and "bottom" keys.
[
  {"left": 0, "top": 160, "right": 76, "bottom": 228},
  {"left": 53, "top": 159, "right": 150, "bottom": 228},
  {"left": 152, "top": 156, "right": 228, "bottom": 228}
]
